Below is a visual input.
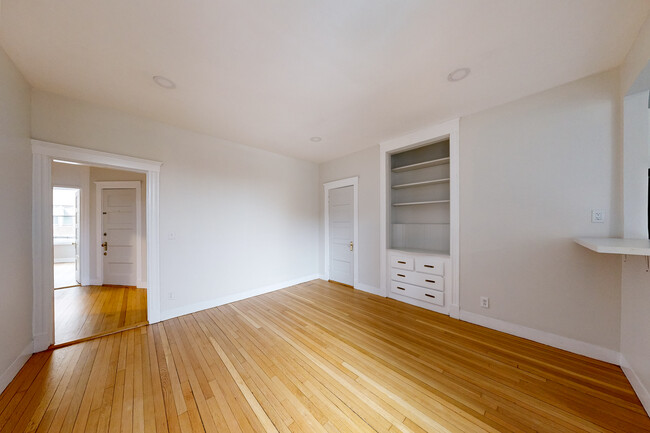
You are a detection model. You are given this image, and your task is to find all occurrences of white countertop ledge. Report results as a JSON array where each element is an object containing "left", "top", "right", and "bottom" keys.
[{"left": 574, "top": 237, "right": 650, "bottom": 256}]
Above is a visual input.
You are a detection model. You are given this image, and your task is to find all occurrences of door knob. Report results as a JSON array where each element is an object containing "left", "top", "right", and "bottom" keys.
[
  {"left": 101, "top": 242, "right": 108, "bottom": 252},
  {"left": 349, "top": 241, "right": 354, "bottom": 251}
]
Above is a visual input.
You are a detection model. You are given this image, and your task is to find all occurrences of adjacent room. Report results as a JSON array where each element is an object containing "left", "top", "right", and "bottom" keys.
[
  {"left": 1, "top": 1, "right": 650, "bottom": 432},
  {"left": 51, "top": 161, "right": 148, "bottom": 346}
]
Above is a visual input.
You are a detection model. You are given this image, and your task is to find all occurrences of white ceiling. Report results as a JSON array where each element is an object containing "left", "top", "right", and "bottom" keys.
[{"left": 1, "top": 1, "right": 649, "bottom": 163}]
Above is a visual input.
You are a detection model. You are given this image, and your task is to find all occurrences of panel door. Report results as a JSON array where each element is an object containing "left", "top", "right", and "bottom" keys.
[
  {"left": 102, "top": 188, "right": 137, "bottom": 285},
  {"left": 329, "top": 185, "right": 354, "bottom": 286}
]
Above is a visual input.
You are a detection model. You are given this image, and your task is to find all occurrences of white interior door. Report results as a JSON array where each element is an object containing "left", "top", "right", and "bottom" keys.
[
  {"left": 102, "top": 188, "right": 137, "bottom": 285},
  {"left": 74, "top": 189, "right": 81, "bottom": 284},
  {"left": 329, "top": 185, "right": 354, "bottom": 286}
]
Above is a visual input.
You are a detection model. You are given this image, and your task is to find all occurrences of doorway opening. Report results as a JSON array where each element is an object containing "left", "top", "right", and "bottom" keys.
[
  {"left": 33, "top": 140, "right": 161, "bottom": 352},
  {"left": 53, "top": 187, "right": 81, "bottom": 289},
  {"left": 51, "top": 162, "right": 148, "bottom": 346}
]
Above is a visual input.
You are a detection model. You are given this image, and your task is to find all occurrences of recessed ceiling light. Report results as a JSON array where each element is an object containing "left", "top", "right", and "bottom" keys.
[
  {"left": 153, "top": 75, "right": 176, "bottom": 89},
  {"left": 310, "top": 137, "right": 322, "bottom": 142},
  {"left": 447, "top": 68, "right": 471, "bottom": 82}
]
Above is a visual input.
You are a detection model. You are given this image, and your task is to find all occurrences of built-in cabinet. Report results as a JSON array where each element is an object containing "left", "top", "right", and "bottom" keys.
[{"left": 380, "top": 120, "right": 459, "bottom": 316}]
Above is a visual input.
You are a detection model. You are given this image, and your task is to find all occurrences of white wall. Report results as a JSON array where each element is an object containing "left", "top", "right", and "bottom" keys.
[
  {"left": 0, "top": 46, "right": 32, "bottom": 392},
  {"left": 52, "top": 161, "right": 90, "bottom": 188},
  {"left": 319, "top": 145, "right": 380, "bottom": 291},
  {"left": 32, "top": 90, "right": 320, "bottom": 319},
  {"left": 620, "top": 257, "right": 650, "bottom": 409},
  {"left": 623, "top": 90, "right": 649, "bottom": 238},
  {"left": 619, "top": 14, "right": 650, "bottom": 413},
  {"left": 460, "top": 69, "right": 622, "bottom": 352}
]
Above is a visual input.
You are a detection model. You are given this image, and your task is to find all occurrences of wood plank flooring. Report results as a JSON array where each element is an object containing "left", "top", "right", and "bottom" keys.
[
  {"left": 54, "top": 285, "right": 147, "bottom": 345},
  {"left": 3, "top": 279, "right": 648, "bottom": 432}
]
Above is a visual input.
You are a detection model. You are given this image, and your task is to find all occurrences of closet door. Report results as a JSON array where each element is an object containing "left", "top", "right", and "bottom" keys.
[{"left": 329, "top": 186, "right": 354, "bottom": 286}]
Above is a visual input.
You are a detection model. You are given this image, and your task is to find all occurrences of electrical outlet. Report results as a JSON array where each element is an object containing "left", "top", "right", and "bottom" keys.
[
  {"left": 167, "top": 232, "right": 176, "bottom": 240},
  {"left": 480, "top": 297, "right": 489, "bottom": 308},
  {"left": 167, "top": 291, "right": 175, "bottom": 300},
  {"left": 591, "top": 209, "right": 605, "bottom": 223}
]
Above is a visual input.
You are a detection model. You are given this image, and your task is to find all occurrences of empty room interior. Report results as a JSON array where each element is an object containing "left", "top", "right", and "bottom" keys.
[{"left": 2, "top": 1, "right": 650, "bottom": 432}]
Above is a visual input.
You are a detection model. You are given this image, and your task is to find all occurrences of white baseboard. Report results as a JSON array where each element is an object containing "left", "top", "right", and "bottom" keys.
[
  {"left": 459, "top": 310, "right": 620, "bottom": 365},
  {"left": 0, "top": 341, "right": 33, "bottom": 394},
  {"left": 620, "top": 354, "right": 650, "bottom": 416},
  {"left": 137, "top": 280, "right": 147, "bottom": 289},
  {"left": 355, "top": 283, "right": 383, "bottom": 296},
  {"left": 449, "top": 304, "right": 460, "bottom": 319},
  {"left": 160, "top": 274, "right": 320, "bottom": 321},
  {"left": 89, "top": 278, "right": 102, "bottom": 286},
  {"left": 33, "top": 332, "right": 51, "bottom": 353}
]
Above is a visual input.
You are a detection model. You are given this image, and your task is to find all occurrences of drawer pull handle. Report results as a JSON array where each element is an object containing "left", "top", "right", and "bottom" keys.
[
  {"left": 425, "top": 294, "right": 436, "bottom": 298},
  {"left": 397, "top": 261, "right": 406, "bottom": 264},
  {"left": 424, "top": 264, "right": 435, "bottom": 268},
  {"left": 397, "top": 274, "right": 405, "bottom": 277},
  {"left": 425, "top": 279, "right": 435, "bottom": 283},
  {"left": 396, "top": 286, "right": 406, "bottom": 290}
]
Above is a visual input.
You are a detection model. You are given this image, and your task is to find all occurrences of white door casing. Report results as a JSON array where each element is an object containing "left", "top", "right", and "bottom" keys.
[
  {"left": 32, "top": 140, "right": 161, "bottom": 352},
  {"left": 323, "top": 177, "right": 358, "bottom": 288},
  {"left": 102, "top": 188, "right": 138, "bottom": 285},
  {"left": 329, "top": 186, "right": 354, "bottom": 286}
]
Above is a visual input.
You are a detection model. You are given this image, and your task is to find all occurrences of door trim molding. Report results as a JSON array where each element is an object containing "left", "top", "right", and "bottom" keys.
[
  {"left": 32, "top": 140, "right": 162, "bottom": 351},
  {"left": 323, "top": 177, "right": 359, "bottom": 288},
  {"left": 95, "top": 181, "right": 143, "bottom": 288}
]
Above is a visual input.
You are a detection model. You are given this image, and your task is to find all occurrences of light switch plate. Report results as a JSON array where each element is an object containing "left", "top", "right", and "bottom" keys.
[{"left": 591, "top": 209, "right": 605, "bottom": 223}]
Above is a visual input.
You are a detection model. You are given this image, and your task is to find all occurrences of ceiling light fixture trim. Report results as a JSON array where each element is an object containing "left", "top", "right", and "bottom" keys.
[
  {"left": 447, "top": 68, "right": 471, "bottom": 82},
  {"left": 310, "top": 137, "right": 322, "bottom": 142},
  {"left": 153, "top": 75, "right": 176, "bottom": 89}
]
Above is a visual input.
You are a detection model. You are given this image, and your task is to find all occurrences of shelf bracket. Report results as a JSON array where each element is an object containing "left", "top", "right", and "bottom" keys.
[
  {"left": 624, "top": 254, "right": 628, "bottom": 263},
  {"left": 646, "top": 256, "right": 649, "bottom": 272}
]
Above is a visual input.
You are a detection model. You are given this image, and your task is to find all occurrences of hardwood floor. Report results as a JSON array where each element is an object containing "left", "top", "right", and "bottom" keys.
[
  {"left": 3, "top": 279, "right": 648, "bottom": 432},
  {"left": 54, "top": 285, "right": 148, "bottom": 345}
]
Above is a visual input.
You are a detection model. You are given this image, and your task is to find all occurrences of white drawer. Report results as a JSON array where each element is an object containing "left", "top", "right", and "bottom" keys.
[
  {"left": 390, "top": 255, "right": 414, "bottom": 270},
  {"left": 390, "top": 280, "right": 444, "bottom": 306},
  {"left": 415, "top": 256, "right": 445, "bottom": 276},
  {"left": 390, "top": 269, "right": 444, "bottom": 291}
]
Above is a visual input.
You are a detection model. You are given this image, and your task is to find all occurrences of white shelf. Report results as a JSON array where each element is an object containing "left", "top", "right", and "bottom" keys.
[
  {"left": 388, "top": 248, "right": 450, "bottom": 257},
  {"left": 392, "top": 200, "right": 450, "bottom": 207},
  {"left": 392, "top": 222, "right": 450, "bottom": 225},
  {"left": 574, "top": 237, "right": 650, "bottom": 256},
  {"left": 392, "top": 178, "right": 450, "bottom": 189},
  {"left": 392, "top": 157, "right": 450, "bottom": 172}
]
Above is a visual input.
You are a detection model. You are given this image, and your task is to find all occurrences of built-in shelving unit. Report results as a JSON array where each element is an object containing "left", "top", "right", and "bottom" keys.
[
  {"left": 388, "top": 139, "right": 451, "bottom": 254},
  {"left": 379, "top": 119, "right": 459, "bottom": 316}
]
